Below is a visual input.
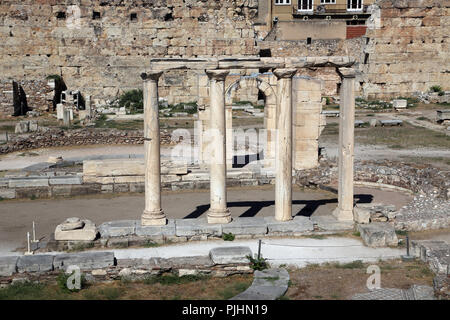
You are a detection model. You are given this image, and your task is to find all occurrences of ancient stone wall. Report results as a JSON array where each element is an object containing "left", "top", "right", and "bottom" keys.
[
  {"left": 0, "top": 0, "right": 258, "bottom": 112},
  {"left": 363, "top": 0, "right": 450, "bottom": 99},
  {"left": 0, "top": 0, "right": 448, "bottom": 116}
]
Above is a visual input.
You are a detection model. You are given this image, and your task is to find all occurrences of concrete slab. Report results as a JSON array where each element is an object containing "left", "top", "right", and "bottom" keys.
[
  {"left": 222, "top": 217, "right": 268, "bottom": 235},
  {"left": 98, "top": 220, "right": 137, "bottom": 238},
  {"left": 136, "top": 219, "right": 176, "bottom": 237},
  {"left": 17, "top": 255, "right": 54, "bottom": 273},
  {"left": 175, "top": 218, "right": 222, "bottom": 237},
  {"left": 210, "top": 246, "right": 252, "bottom": 264},
  {"left": 231, "top": 268, "right": 289, "bottom": 300}
]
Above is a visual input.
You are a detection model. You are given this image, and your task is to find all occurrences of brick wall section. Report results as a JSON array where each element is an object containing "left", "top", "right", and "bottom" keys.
[{"left": 346, "top": 26, "right": 367, "bottom": 39}]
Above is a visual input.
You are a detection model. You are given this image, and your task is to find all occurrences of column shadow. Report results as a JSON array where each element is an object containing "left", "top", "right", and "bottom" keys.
[{"left": 182, "top": 193, "right": 374, "bottom": 219}]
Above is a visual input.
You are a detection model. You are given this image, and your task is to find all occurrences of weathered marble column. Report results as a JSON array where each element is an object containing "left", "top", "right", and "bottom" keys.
[
  {"left": 141, "top": 71, "right": 167, "bottom": 226},
  {"left": 333, "top": 68, "right": 356, "bottom": 221},
  {"left": 206, "top": 69, "right": 231, "bottom": 224},
  {"left": 274, "top": 69, "right": 297, "bottom": 222}
]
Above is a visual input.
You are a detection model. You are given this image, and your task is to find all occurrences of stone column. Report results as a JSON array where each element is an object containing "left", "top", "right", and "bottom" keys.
[
  {"left": 141, "top": 71, "right": 167, "bottom": 226},
  {"left": 333, "top": 68, "right": 356, "bottom": 221},
  {"left": 206, "top": 70, "right": 231, "bottom": 224},
  {"left": 274, "top": 69, "right": 297, "bottom": 222}
]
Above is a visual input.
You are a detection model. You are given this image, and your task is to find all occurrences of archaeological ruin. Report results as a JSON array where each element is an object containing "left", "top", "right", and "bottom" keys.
[{"left": 0, "top": 0, "right": 449, "bottom": 302}]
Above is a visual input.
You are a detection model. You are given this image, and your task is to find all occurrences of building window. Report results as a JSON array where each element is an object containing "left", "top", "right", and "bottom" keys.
[
  {"left": 130, "top": 13, "right": 137, "bottom": 21},
  {"left": 347, "top": 0, "right": 363, "bottom": 11},
  {"left": 275, "top": 0, "right": 291, "bottom": 4},
  {"left": 298, "top": 0, "right": 313, "bottom": 11},
  {"left": 92, "top": 11, "right": 101, "bottom": 20},
  {"left": 320, "top": 0, "right": 336, "bottom": 4}
]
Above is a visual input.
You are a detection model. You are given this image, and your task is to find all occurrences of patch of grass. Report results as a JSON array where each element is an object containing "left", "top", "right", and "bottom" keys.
[
  {"left": 276, "top": 295, "right": 290, "bottom": 300},
  {"left": 416, "top": 116, "right": 428, "bottom": 121},
  {"left": 0, "top": 281, "right": 44, "bottom": 300},
  {"left": 218, "top": 281, "right": 250, "bottom": 300},
  {"left": 67, "top": 242, "right": 95, "bottom": 252},
  {"left": 143, "top": 274, "right": 209, "bottom": 286},
  {"left": 57, "top": 271, "right": 87, "bottom": 293},
  {"left": 95, "top": 115, "right": 143, "bottom": 130},
  {"left": 143, "top": 240, "right": 159, "bottom": 248},
  {"left": 0, "top": 197, "right": 3, "bottom": 201},
  {"left": 222, "top": 232, "right": 235, "bottom": 241},
  {"left": 334, "top": 260, "right": 364, "bottom": 269},
  {"left": 98, "top": 287, "right": 122, "bottom": 300},
  {"left": 307, "top": 234, "right": 327, "bottom": 240},
  {"left": 353, "top": 231, "right": 361, "bottom": 237},
  {"left": 395, "top": 230, "right": 408, "bottom": 236},
  {"left": 30, "top": 195, "right": 37, "bottom": 200}
]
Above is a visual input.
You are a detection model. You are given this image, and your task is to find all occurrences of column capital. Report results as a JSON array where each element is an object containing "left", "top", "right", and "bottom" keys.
[
  {"left": 273, "top": 68, "right": 297, "bottom": 79},
  {"left": 205, "top": 69, "right": 230, "bottom": 81},
  {"left": 338, "top": 67, "right": 356, "bottom": 79},
  {"left": 141, "top": 71, "right": 163, "bottom": 81}
]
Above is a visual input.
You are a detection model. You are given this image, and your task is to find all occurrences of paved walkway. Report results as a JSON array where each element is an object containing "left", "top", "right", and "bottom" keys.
[{"left": 80, "top": 237, "right": 405, "bottom": 268}]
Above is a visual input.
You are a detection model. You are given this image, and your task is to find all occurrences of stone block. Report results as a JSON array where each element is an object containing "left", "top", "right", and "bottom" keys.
[
  {"left": 222, "top": 217, "right": 268, "bottom": 235},
  {"left": 392, "top": 99, "right": 407, "bottom": 109},
  {"left": 209, "top": 246, "right": 252, "bottom": 265},
  {"left": 55, "top": 219, "right": 98, "bottom": 241},
  {"left": 265, "top": 216, "right": 314, "bottom": 234},
  {"left": 9, "top": 177, "right": 49, "bottom": 188},
  {"left": 358, "top": 222, "right": 399, "bottom": 247},
  {"left": 49, "top": 176, "right": 82, "bottom": 185},
  {"left": 0, "top": 256, "right": 19, "bottom": 276},
  {"left": 135, "top": 219, "right": 176, "bottom": 237},
  {"left": 98, "top": 220, "right": 137, "bottom": 238},
  {"left": 354, "top": 207, "right": 371, "bottom": 224},
  {"left": 54, "top": 252, "right": 115, "bottom": 270},
  {"left": 175, "top": 218, "right": 222, "bottom": 237},
  {"left": 0, "top": 188, "right": 16, "bottom": 199},
  {"left": 17, "top": 255, "right": 54, "bottom": 273},
  {"left": 310, "top": 215, "right": 354, "bottom": 231}
]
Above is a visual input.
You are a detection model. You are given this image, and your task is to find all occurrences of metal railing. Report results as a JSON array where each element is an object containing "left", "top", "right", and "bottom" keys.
[{"left": 293, "top": 4, "right": 367, "bottom": 14}]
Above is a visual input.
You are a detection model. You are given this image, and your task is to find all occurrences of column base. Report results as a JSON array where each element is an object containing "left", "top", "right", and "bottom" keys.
[
  {"left": 141, "top": 209, "right": 167, "bottom": 226},
  {"left": 274, "top": 215, "right": 293, "bottom": 222},
  {"left": 207, "top": 209, "right": 232, "bottom": 224},
  {"left": 332, "top": 207, "right": 354, "bottom": 221}
]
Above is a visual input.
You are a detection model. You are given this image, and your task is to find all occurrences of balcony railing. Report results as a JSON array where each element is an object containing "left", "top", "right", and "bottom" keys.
[{"left": 293, "top": 4, "right": 368, "bottom": 14}]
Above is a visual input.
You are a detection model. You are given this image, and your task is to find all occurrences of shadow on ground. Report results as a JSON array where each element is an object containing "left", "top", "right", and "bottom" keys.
[{"left": 183, "top": 194, "right": 373, "bottom": 219}]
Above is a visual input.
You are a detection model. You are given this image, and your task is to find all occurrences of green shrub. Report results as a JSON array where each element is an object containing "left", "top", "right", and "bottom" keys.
[
  {"left": 118, "top": 89, "right": 143, "bottom": 113},
  {"left": 222, "top": 232, "right": 235, "bottom": 241},
  {"left": 247, "top": 255, "right": 268, "bottom": 271},
  {"left": 430, "top": 85, "right": 443, "bottom": 93}
]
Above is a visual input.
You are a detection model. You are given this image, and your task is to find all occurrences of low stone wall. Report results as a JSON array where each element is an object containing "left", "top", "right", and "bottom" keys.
[
  {"left": 0, "top": 246, "right": 254, "bottom": 286},
  {"left": 43, "top": 216, "right": 353, "bottom": 254},
  {"left": 0, "top": 128, "right": 173, "bottom": 155}
]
